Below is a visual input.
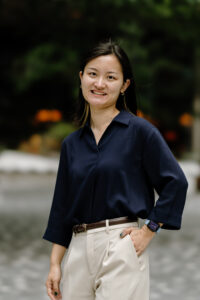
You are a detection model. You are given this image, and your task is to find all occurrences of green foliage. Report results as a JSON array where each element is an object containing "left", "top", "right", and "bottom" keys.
[
  {"left": 45, "top": 122, "right": 77, "bottom": 140},
  {"left": 0, "top": 0, "right": 199, "bottom": 151},
  {"left": 12, "top": 44, "right": 79, "bottom": 92}
]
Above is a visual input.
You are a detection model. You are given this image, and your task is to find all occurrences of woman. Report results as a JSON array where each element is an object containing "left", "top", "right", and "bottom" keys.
[{"left": 43, "top": 40, "right": 188, "bottom": 300}]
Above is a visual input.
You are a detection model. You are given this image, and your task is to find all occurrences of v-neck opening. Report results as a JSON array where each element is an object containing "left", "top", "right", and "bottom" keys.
[{"left": 90, "top": 110, "right": 122, "bottom": 147}]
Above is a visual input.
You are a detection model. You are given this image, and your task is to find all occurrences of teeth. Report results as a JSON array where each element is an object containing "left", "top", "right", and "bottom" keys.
[{"left": 92, "top": 91, "right": 105, "bottom": 95}]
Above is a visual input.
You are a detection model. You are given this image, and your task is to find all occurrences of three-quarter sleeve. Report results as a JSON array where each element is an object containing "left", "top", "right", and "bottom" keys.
[
  {"left": 142, "top": 127, "right": 188, "bottom": 230},
  {"left": 43, "top": 140, "right": 72, "bottom": 247}
]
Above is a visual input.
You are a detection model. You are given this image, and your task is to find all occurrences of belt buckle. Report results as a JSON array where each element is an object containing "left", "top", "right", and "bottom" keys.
[{"left": 74, "top": 223, "right": 87, "bottom": 234}]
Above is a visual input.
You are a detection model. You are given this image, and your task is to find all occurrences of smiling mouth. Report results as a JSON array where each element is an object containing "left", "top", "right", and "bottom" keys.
[{"left": 91, "top": 90, "right": 107, "bottom": 96}]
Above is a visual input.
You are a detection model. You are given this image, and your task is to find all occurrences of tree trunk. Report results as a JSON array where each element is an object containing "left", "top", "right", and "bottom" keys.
[
  {"left": 192, "top": 47, "right": 200, "bottom": 191},
  {"left": 192, "top": 47, "right": 200, "bottom": 161}
]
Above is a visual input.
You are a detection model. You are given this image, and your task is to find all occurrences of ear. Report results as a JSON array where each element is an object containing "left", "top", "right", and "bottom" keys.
[
  {"left": 121, "top": 79, "right": 130, "bottom": 94},
  {"left": 79, "top": 71, "right": 83, "bottom": 81}
]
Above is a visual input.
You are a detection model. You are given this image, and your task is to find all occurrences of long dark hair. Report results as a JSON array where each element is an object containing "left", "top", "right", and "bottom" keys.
[{"left": 73, "top": 39, "right": 137, "bottom": 127}]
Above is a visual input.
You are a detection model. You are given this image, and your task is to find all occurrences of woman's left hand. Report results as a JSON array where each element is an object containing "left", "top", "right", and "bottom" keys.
[{"left": 120, "top": 225, "right": 155, "bottom": 256}]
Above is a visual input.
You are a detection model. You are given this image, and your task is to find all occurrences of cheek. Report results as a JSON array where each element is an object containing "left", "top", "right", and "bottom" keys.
[
  {"left": 81, "top": 76, "right": 93, "bottom": 89},
  {"left": 110, "top": 83, "right": 122, "bottom": 95},
  {"left": 81, "top": 78, "right": 92, "bottom": 100}
]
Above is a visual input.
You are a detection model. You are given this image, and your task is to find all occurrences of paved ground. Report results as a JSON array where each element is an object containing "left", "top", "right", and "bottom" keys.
[{"left": 0, "top": 172, "right": 199, "bottom": 300}]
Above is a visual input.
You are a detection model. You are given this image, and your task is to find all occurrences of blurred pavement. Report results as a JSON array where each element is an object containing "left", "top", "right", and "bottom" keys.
[{"left": 0, "top": 150, "right": 199, "bottom": 300}]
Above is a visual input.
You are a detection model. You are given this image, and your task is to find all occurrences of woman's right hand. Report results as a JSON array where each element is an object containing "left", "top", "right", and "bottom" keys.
[{"left": 46, "top": 264, "right": 62, "bottom": 300}]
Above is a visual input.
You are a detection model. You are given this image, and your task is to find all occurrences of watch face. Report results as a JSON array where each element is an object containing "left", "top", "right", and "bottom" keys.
[{"left": 148, "top": 221, "right": 159, "bottom": 232}]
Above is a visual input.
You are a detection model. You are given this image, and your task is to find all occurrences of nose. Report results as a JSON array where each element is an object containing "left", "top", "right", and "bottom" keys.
[{"left": 94, "top": 77, "right": 106, "bottom": 89}]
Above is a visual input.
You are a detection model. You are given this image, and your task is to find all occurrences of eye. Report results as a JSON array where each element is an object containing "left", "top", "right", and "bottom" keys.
[
  {"left": 88, "top": 72, "right": 97, "bottom": 77},
  {"left": 107, "top": 75, "right": 116, "bottom": 80}
]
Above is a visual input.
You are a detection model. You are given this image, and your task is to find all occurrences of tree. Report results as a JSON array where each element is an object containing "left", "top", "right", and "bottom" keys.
[{"left": 0, "top": 0, "right": 198, "bottom": 155}]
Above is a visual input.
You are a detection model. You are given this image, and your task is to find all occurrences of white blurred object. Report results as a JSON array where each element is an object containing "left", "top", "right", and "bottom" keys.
[
  {"left": 0, "top": 150, "right": 199, "bottom": 195},
  {"left": 0, "top": 150, "right": 58, "bottom": 173}
]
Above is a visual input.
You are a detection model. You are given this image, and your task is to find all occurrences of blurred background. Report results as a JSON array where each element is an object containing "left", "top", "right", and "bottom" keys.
[{"left": 0, "top": 0, "right": 200, "bottom": 299}]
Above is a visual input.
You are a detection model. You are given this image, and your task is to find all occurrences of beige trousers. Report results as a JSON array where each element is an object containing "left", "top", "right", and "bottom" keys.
[{"left": 62, "top": 218, "right": 149, "bottom": 300}]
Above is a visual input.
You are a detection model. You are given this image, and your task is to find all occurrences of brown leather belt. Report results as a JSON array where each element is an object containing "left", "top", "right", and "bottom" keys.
[{"left": 72, "top": 216, "right": 138, "bottom": 234}]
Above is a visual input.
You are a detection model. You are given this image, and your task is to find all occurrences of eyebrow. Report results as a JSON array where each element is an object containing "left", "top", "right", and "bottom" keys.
[{"left": 87, "top": 67, "right": 118, "bottom": 74}]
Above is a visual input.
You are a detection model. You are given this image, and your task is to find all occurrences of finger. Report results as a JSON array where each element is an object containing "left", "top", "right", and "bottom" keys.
[
  {"left": 46, "top": 282, "right": 54, "bottom": 300},
  {"left": 52, "top": 290, "right": 62, "bottom": 300},
  {"left": 46, "top": 284, "right": 54, "bottom": 300},
  {"left": 136, "top": 248, "right": 142, "bottom": 257},
  {"left": 46, "top": 280, "right": 56, "bottom": 299},
  {"left": 52, "top": 280, "right": 61, "bottom": 298},
  {"left": 47, "top": 287, "right": 54, "bottom": 300},
  {"left": 129, "top": 229, "right": 140, "bottom": 239},
  {"left": 120, "top": 226, "right": 139, "bottom": 238},
  {"left": 120, "top": 227, "right": 134, "bottom": 237},
  {"left": 53, "top": 290, "right": 61, "bottom": 297},
  {"left": 46, "top": 278, "right": 62, "bottom": 300},
  {"left": 48, "top": 289, "right": 60, "bottom": 300},
  {"left": 57, "top": 291, "right": 62, "bottom": 300}
]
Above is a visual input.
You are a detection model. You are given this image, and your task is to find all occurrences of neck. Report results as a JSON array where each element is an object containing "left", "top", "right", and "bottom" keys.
[{"left": 89, "top": 106, "right": 120, "bottom": 131}]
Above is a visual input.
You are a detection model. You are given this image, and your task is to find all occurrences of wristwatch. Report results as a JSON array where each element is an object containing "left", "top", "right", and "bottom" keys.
[{"left": 145, "top": 219, "right": 161, "bottom": 233}]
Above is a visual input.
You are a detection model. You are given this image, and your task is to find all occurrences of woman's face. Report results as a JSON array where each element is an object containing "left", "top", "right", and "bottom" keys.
[{"left": 79, "top": 54, "right": 130, "bottom": 110}]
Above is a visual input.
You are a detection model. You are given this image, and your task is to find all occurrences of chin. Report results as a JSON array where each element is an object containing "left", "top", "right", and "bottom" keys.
[{"left": 87, "top": 99, "right": 106, "bottom": 107}]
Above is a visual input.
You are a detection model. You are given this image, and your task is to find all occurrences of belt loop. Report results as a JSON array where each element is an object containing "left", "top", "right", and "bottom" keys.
[{"left": 105, "top": 219, "right": 109, "bottom": 234}]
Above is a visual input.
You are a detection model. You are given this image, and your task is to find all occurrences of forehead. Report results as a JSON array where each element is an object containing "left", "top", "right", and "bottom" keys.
[{"left": 85, "top": 54, "right": 123, "bottom": 73}]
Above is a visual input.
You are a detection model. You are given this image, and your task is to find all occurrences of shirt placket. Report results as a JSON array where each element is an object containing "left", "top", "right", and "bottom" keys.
[{"left": 88, "top": 124, "right": 112, "bottom": 220}]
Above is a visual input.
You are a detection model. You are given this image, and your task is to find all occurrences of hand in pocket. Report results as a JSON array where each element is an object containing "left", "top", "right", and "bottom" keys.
[{"left": 120, "top": 225, "right": 155, "bottom": 256}]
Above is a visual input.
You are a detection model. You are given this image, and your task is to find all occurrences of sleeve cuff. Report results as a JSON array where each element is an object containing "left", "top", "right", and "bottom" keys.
[
  {"left": 148, "top": 208, "right": 183, "bottom": 230},
  {"left": 42, "top": 227, "right": 73, "bottom": 248}
]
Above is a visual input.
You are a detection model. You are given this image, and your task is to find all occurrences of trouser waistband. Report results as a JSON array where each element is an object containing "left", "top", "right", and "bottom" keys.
[{"left": 72, "top": 216, "right": 138, "bottom": 234}]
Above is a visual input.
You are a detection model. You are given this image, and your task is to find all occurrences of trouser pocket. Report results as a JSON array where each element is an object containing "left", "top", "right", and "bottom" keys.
[
  {"left": 126, "top": 233, "right": 148, "bottom": 271},
  {"left": 108, "top": 227, "right": 149, "bottom": 272}
]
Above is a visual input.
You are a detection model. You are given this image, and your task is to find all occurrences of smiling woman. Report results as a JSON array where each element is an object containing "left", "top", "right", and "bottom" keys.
[
  {"left": 43, "top": 40, "right": 188, "bottom": 300},
  {"left": 75, "top": 40, "right": 137, "bottom": 129},
  {"left": 79, "top": 55, "right": 130, "bottom": 112}
]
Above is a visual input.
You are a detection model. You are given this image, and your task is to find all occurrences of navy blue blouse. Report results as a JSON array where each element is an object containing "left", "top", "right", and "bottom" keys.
[{"left": 43, "top": 109, "right": 188, "bottom": 248}]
